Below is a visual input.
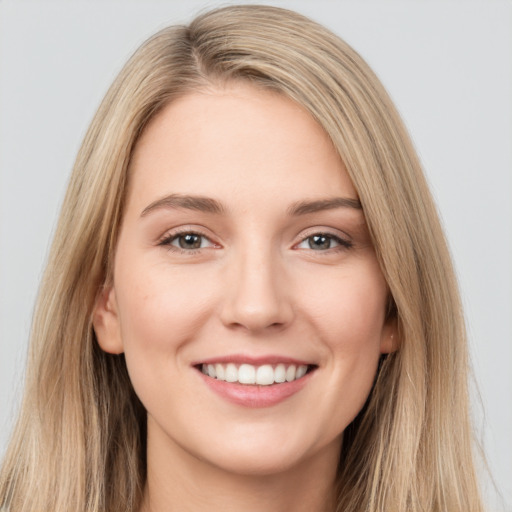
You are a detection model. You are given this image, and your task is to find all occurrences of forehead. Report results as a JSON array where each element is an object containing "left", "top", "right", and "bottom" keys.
[{"left": 127, "top": 83, "right": 357, "bottom": 211}]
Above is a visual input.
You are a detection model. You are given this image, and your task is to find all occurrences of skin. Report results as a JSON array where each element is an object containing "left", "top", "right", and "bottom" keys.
[{"left": 93, "top": 82, "right": 396, "bottom": 512}]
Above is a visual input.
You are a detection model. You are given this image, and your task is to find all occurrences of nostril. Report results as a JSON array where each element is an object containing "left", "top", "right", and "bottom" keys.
[{"left": 224, "top": 318, "right": 288, "bottom": 334}]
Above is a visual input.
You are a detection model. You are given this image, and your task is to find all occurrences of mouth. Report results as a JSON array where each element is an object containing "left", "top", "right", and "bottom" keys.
[
  {"left": 192, "top": 356, "right": 318, "bottom": 407},
  {"left": 195, "top": 362, "right": 317, "bottom": 386}
]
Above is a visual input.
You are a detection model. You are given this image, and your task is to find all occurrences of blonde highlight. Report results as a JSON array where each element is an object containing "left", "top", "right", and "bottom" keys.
[{"left": 1, "top": 5, "right": 483, "bottom": 512}]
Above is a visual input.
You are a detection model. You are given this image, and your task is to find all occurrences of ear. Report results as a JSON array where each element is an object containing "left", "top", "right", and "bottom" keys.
[
  {"left": 380, "top": 316, "right": 399, "bottom": 355},
  {"left": 92, "top": 285, "right": 124, "bottom": 354}
]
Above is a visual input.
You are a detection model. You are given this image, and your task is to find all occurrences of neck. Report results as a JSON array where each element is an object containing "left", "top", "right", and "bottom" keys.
[{"left": 139, "top": 419, "right": 340, "bottom": 512}]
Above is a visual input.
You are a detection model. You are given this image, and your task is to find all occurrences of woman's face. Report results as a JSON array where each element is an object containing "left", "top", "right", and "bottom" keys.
[{"left": 94, "top": 83, "right": 395, "bottom": 476}]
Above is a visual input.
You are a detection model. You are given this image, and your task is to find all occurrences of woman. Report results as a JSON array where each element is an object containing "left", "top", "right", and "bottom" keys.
[{"left": 0, "top": 5, "right": 484, "bottom": 511}]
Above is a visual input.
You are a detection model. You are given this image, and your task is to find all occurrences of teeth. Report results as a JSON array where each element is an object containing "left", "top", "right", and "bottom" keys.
[
  {"left": 286, "top": 365, "right": 296, "bottom": 382},
  {"left": 274, "top": 364, "right": 286, "bottom": 383},
  {"left": 256, "top": 364, "right": 274, "bottom": 385},
  {"left": 238, "top": 364, "right": 256, "bottom": 384},
  {"left": 215, "top": 364, "right": 225, "bottom": 380},
  {"left": 225, "top": 363, "right": 238, "bottom": 382},
  {"left": 296, "top": 365, "right": 307, "bottom": 379},
  {"left": 200, "top": 362, "right": 310, "bottom": 385}
]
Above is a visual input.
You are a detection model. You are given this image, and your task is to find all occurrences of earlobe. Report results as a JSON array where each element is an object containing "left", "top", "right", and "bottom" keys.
[
  {"left": 380, "top": 318, "right": 399, "bottom": 354},
  {"left": 92, "top": 285, "right": 124, "bottom": 354}
]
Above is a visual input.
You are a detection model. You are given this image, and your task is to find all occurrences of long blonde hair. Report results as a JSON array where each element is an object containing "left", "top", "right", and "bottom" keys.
[{"left": 0, "top": 5, "right": 483, "bottom": 511}]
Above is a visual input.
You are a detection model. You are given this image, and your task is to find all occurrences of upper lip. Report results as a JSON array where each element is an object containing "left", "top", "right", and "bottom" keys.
[{"left": 192, "top": 354, "right": 317, "bottom": 366}]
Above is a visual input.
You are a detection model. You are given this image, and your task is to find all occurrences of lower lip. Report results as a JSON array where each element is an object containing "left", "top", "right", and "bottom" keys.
[{"left": 197, "top": 371, "right": 313, "bottom": 408}]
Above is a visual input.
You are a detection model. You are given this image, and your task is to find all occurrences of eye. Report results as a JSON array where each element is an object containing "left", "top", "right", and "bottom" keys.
[
  {"left": 296, "top": 233, "right": 352, "bottom": 251},
  {"left": 160, "top": 231, "right": 216, "bottom": 251}
]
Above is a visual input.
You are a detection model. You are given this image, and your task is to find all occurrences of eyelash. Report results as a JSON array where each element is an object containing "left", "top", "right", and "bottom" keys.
[
  {"left": 295, "top": 232, "right": 353, "bottom": 253},
  {"left": 158, "top": 229, "right": 353, "bottom": 254}
]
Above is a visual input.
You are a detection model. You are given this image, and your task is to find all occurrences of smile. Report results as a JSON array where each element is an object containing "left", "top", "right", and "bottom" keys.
[
  {"left": 200, "top": 362, "right": 311, "bottom": 386},
  {"left": 194, "top": 358, "right": 317, "bottom": 408}
]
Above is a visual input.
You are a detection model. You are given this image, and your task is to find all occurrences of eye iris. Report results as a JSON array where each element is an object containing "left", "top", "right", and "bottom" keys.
[
  {"left": 309, "top": 235, "right": 331, "bottom": 250},
  {"left": 179, "top": 234, "right": 202, "bottom": 249}
]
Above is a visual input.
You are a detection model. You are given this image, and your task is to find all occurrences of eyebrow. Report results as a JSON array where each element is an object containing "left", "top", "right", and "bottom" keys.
[
  {"left": 141, "top": 194, "right": 225, "bottom": 217},
  {"left": 140, "top": 194, "right": 362, "bottom": 218},
  {"left": 287, "top": 197, "right": 362, "bottom": 215}
]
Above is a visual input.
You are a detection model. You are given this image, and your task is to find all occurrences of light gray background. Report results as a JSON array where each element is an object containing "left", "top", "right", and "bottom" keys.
[{"left": 1, "top": 1, "right": 511, "bottom": 510}]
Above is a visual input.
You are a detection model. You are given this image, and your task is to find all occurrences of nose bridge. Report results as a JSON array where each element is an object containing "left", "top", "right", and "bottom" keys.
[{"left": 220, "top": 239, "right": 293, "bottom": 332}]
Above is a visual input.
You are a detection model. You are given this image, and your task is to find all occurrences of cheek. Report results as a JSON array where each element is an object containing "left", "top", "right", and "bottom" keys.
[
  {"left": 112, "top": 266, "right": 220, "bottom": 424},
  {"left": 303, "top": 264, "right": 388, "bottom": 349},
  {"left": 116, "top": 258, "right": 216, "bottom": 343},
  {"left": 113, "top": 260, "right": 219, "bottom": 390},
  {"left": 299, "top": 265, "right": 388, "bottom": 416}
]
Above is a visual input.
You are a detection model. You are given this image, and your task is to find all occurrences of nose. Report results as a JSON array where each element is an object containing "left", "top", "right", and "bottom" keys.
[{"left": 219, "top": 247, "right": 294, "bottom": 333}]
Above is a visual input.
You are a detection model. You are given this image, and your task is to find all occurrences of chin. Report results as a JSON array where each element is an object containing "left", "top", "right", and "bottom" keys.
[
  {"left": 187, "top": 423, "right": 342, "bottom": 478},
  {"left": 203, "top": 446, "right": 316, "bottom": 477}
]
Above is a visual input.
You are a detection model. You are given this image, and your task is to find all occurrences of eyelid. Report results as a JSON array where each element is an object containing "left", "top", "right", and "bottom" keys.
[
  {"left": 157, "top": 225, "right": 221, "bottom": 249},
  {"left": 294, "top": 226, "right": 352, "bottom": 243}
]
